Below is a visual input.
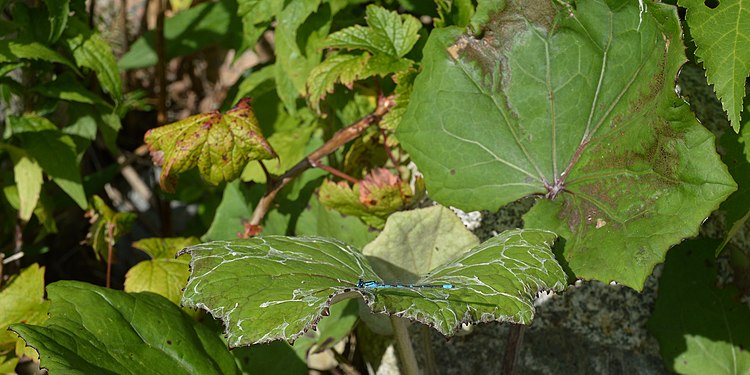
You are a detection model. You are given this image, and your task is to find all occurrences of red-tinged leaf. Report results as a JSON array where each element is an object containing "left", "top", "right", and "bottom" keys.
[
  {"left": 319, "top": 169, "right": 422, "bottom": 228},
  {"left": 144, "top": 98, "right": 276, "bottom": 192}
]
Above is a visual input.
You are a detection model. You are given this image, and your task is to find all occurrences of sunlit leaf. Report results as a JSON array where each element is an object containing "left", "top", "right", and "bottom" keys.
[
  {"left": 0, "top": 264, "right": 47, "bottom": 372},
  {"left": 679, "top": 0, "right": 750, "bottom": 132},
  {"left": 325, "top": 5, "right": 421, "bottom": 58},
  {"left": 125, "top": 237, "right": 200, "bottom": 305},
  {"left": 10, "top": 281, "right": 241, "bottom": 374},
  {"left": 179, "top": 229, "right": 564, "bottom": 346},
  {"left": 397, "top": 0, "right": 736, "bottom": 289},
  {"left": 318, "top": 168, "right": 418, "bottom": 228},
  {"left": 63, "top": 19, "right": 122, "bottom": 103},
  {"left": 5, "top": 146, "right": 43, "bottom": 222},
  {"left": 7, "top": 115, "right": 87, "bottom": 209},
  {"left": 144, "top": 98, "right": 276, "bottom": 193},
  {"left": 362, "top": 205, "right": 479, "bottom": 281}
]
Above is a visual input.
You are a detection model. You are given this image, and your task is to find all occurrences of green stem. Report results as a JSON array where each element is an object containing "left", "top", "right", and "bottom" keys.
[
  {"left": 420, "top": 325, "right": 438, "bottom": 375},
  {"left": 390, "top": 316, "right": 419, "bottom": 375}
]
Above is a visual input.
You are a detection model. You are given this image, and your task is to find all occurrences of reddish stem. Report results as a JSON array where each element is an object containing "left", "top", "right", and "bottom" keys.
[
  {"left": 310, "top": 160, "right": 359, "bottom": 184},
  {"left": 248, "top": 95, "right": 395, "bottom": 226}
]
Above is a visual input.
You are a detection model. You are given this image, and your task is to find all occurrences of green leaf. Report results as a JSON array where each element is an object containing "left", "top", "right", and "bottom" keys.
[
  {"left": 292, "top": 299, "right": 358, "bottom": 358},
  {"left": 296, "top": 193, "right": 378, "bottom": 249},
  {"left": 236, "top": 0, "right": 281, "bottom": 53},
  {"left": 397, "top": 0, "right": 736, "bottom": 289},
  {"left": 434, "top": 0, "right": 474, "bottom": 28},
  {"left": 10, "top": 281, "right": 241, "bottom": 374},
  {"left": 233, "top": 341, "right": 307, "bottom": 375},
  {"left": 307, "top": 52, "right": 371, "bottom": 111},
  {"left": 225, "top": 64, "right": 276, "bottom": 109},
  {"left": 9, "top": 115, "right": 87, "bottom": 209},
  {"left": 179, "top": 228, "right": 565, "bottom": 345},
  {"left": 318, "top": 168, "right": 418, "bottom": 228},
  {"left": 124, "top": 237, "right": 200, "bottom": 305},
  {"left": 716, "top": 107, "right": 750, "bottom": 255},
  {"left": 325, "top": 5, "right": 421, "bottom": 58},
  {"left": 144, "top": 98, "right": 276, "bottom": 193},
  {"left": 0, "top": 40, "right": 77, "bottom": 71},
  {"left": 648, "top": 239, "right": 750, "bottom": 374},
  {"left": 362, "top": 205, "right": 479, "bottom": 281},
  {"left": 64, "top": 19, "right": 122, "bottom": 103},
  {"left": 124, "top": 259, "right": 191, "bottom": 305},
  {"left": 679, "top": 0, "right": 750, "bottom": 132},
  {"left": 274, "top": 0, "right": 331, "bottom": 113},
  {"left": 43, "top": 0, "right": 69, "bottom": 43},
  {"left": 119, "top": 0, "right": 242, "bottom": 69},
  {"left": 380, "top": 68, "right": 418, "bottom": 131},
  {"left": 180, "top": 236, "right": 379, "bottom": 346},
  {"left": 240, "top": 108, "right": 318, "bottom": 184},
  {"left": 6, "top": 146, "right": 43, "bottom": 222},
  {"left": 203, "top": 180, "right": 261, "bottom": 241},
  {"left": 85, "top": 195, "right": 136, "bottom": 261},
  {"left": 34, "top": 72, "right": 110, "bottom": 106},
  {"left": 0, "top": 264, "right": 48, "bottom": 371},
  {"left": 133, "top": 236, "right": 201, "bottom": 259}
]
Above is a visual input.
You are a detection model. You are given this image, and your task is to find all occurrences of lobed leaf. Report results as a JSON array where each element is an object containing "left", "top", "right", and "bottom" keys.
[
  {"left": 179, "top": 228, "right": 564, "bottom": 345},
  {"left": 307, "top": 53, "right": 371, "bottom": 111},
  {"left": 144, "top": 98, "right": 276, "bottom": 193},
  {"left": 11, "top": 281, "right": 240, "bottom": 374},
  {"left": 318, "top": 168, "right": 417, "bottom": 228},
  {"left": 179, "top": 236, "right": 380, "bottom": 346},
  {"left": 397, "top": 0, "right": 736, "bottom": 289},
  {"left": 679, "top": 0, "right": 750, "bottom": 132},
  {"left": 325, "top": 5, "right": 421, "bottom": 58}
]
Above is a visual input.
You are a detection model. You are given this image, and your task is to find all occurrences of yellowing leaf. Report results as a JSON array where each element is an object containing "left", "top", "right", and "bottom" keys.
[
  {"left": 679, "top": 0, "right": 750, "bottom": 132},
  {"left": 144, "top": 98, "right": 276, "bottom": 192},
  {"left": 0, "top": 264, "right": 48, "bottom": 370},
  {"left": 133, "top": 237, "right": 200, "bottom": 259},
  {"left": 124, "top": 259, "right": 191, "bottom": 305}
]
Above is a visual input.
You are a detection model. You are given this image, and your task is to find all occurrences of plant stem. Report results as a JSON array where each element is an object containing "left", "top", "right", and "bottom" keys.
[
  {"left": 248, "top": 94, "right": 395, "bottom": 226},
  {"left": 501, "top": 324, "right": 526, "bottom": 375},
  {"left": 419, "top": 325, "right": 439, "bottom": 375},
  {"left": 105, "top": 223, "right": 114, "bottom": 288},
  {"left": 309, "top": 160, "right": 359, "bottom": 184},
  {"left": 390, "top": 316, "right": 419, "bottom": 375}
]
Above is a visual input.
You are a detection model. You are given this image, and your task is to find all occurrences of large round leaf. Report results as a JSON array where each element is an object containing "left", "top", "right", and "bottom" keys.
[{"left": 397, "top": 0, "right": 736, "bottom": 289}]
